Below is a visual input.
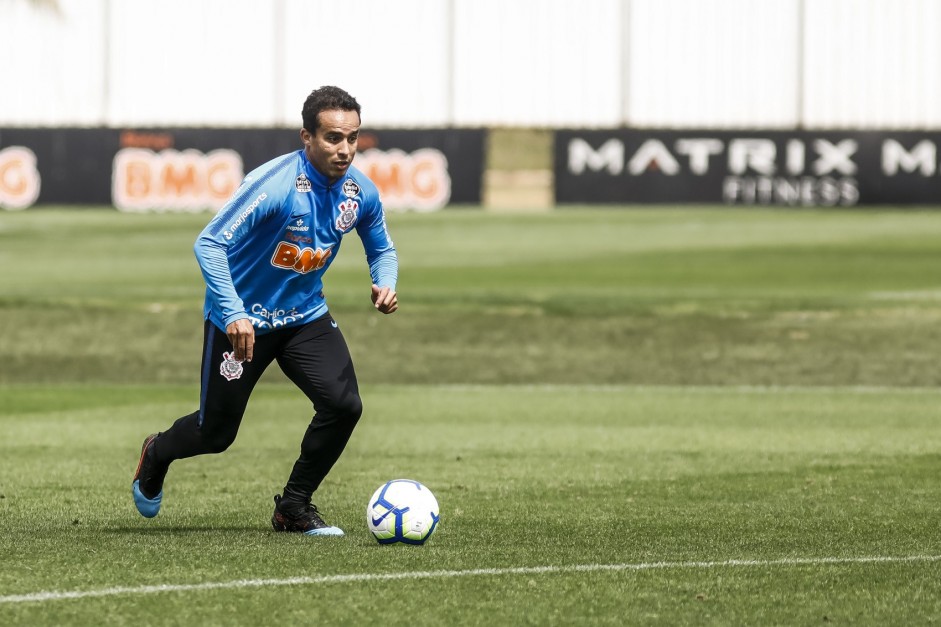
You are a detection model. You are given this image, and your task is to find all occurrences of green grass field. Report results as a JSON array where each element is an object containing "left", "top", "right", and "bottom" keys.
[{"left": 2, "top": 207, "right": 941, "bottom": 625}]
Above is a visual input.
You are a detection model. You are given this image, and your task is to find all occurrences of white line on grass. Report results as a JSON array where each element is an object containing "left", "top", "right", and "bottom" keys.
[
  {"left": 2, "top": 554, "right": 940, "bottom": 605},
  {"left": 421, "top": 383, "right": 941, "bottom": 395}
]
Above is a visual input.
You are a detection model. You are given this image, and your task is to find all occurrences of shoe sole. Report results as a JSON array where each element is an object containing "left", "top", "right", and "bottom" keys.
[
  {"left": 272, "top": 522, "right": 345, "bottom": 536},
  {"left": 303, "top": 527, "right": 344, "bottom": 536}
]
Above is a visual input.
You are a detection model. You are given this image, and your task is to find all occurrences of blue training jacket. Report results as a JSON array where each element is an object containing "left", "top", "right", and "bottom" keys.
[{"left": 194, "top": 150, "right": 398, "bottom": 334}]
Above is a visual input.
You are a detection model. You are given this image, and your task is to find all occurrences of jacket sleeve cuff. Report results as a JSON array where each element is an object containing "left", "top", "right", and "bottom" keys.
[{"left": 222, "top": 311, "right": 250, "bottom": 328}]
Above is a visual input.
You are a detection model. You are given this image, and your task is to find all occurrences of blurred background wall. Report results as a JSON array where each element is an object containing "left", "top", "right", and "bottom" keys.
[{"left": 2, "top": 0, "right": 939, "bottom": 130}]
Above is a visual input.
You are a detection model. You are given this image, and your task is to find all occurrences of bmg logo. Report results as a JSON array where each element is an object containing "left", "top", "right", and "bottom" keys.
[{"left": 270, "top": 242, "right": 332, "bottom": 274}]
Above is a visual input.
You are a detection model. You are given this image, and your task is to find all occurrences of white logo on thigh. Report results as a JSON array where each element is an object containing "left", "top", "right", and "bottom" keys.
[{"left": 220, "top": 351, "right": 244, "bottom": 381}]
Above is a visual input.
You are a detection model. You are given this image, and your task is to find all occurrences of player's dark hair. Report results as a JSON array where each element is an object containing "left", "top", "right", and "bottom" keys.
[{"left": 302, "top": 86, "right": 361, "bottom": 132}]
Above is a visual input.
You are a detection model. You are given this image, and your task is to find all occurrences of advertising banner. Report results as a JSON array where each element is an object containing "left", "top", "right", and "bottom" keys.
[
  {"left": 0, "top": 127, "right": 485, "bottom": 212},
  {"left": 555, "top": 129, "right": 941, "bottom": 206}
]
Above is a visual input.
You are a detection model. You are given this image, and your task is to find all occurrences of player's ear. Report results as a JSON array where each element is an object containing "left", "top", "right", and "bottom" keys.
[{"left": 300, "top": 128, "right": 313, "bottom": 146}]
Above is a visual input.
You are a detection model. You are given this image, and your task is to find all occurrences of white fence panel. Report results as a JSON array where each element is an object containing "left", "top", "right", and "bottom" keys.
[
  {"left": 802, "top": 0, "right": 941, "bottom": 129},
  {"left": 107, "top": 0, "right": 279, "bottom": 126},
  {"left": 0, "top": 0, "right": 107, "bottom": 126},
  {"left": 451, "top": 0, "right": 623, "bottom": 127},
  {"left": 281, "top": 0, "right": 452, "bottom": 128},
  {"left": 1, "top": 0, "right": 941, "bottom": 129},
  {"left": 627, "top": 0, "right": 800, "bottom": 128}
]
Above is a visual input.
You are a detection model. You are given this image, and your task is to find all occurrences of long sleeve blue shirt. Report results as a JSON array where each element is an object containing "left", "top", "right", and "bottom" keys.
[{"left": 194, "top": 150, "right": 398, "bottom": 334}]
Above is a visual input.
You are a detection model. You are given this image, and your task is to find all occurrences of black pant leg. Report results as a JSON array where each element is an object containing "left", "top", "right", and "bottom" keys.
[
  {"left": 153, "top": 320, "right": 277, "bottom": 464},
  {"left": 275, "top": 314, "right": 363, "bottom": 501}
]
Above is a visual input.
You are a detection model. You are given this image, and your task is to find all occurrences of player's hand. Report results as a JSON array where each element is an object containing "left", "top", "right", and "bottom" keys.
[
  {"left": 226, "top": 318, "right": 255, "bottom": 362},
  {"left": 371, "top": 284, "right": 398, "bottom": 314}
]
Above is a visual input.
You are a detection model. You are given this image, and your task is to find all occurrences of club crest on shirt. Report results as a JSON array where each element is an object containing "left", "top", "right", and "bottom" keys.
[
  {"left": 336, "top": 199, "right": 359, "bottom": 232},
  {"left": 220, "top": 351, "right": 244, "bottom": 381},
  {"left": 295, "top": 175, "right": 312, "bottom": 193},
  {"left": 342, "top": 178, "right": 360, "bottom": 198}
]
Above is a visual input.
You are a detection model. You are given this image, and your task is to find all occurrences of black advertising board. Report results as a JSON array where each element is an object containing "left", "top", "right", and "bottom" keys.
[
  {"left": 0, "top": 127, "right": 485, "bottom": 211},
  {"left": 555, "top": 129, "right": 941, "bottom": 206}
]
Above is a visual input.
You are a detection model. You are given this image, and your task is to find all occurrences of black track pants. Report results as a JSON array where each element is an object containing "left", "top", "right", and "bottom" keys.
[{"left": 152, "top": 314, "right": 363, "bottom": 500}]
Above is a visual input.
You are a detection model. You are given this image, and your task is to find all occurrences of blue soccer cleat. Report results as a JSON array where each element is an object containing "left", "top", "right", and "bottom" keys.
[
  {"left": 132, "top": 433, "right": 167, "bottom": 518},
  {"left": 132, "top": 479, "right": 162, "bottom": 518}
]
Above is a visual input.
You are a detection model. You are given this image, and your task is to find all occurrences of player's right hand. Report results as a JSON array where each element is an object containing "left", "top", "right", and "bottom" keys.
[
  {"left": 226, "top": 318, "right": 255, "bottom": 362},
  {"left": 371, "top": 284, "right": 398, "bottom": 314}
]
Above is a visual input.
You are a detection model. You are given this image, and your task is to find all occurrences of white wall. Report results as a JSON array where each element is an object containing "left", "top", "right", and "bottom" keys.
[
  {"left": 802, "top": 0, "right": 941, "bottom": 129},
  {"left": 281, "top": 0, "right": 453, "bottom": 127},
  {"left": 106, "top": 0, "right": 281, "bottom": 126},
  {"left": 1, "top": 0, "right": 939, "bottom": 129},
  {"left": 1, "top": 0, "right": 108, "bottom": 125},
  {"left": 451, "top": 0, "right": 624, "bottom": 127},
  {"left": 627, "top": 0, "right": 800, "bottom": 128}
]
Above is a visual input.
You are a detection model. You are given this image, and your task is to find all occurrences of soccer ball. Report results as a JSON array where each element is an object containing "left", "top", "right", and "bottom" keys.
[{"left": 366, "top": 479, "right": 440, "bottom": 545}]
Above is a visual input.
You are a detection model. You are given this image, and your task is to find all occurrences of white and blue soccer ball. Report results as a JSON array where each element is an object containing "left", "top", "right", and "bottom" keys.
[{"left": 367, "top": 479, "right": 440, "bottom": 545}]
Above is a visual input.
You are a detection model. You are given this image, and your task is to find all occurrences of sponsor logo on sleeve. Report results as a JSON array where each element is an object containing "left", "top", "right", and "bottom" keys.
[{"left": 222, "top": 192, "right": 267, "bottom": 240}]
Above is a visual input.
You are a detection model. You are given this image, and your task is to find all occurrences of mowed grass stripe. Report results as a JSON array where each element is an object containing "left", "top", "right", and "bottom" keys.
[
  {"left": 4, "top": 555, "right": 940, "bottom": 605},
  {"left": 3, "top": 209, "right": 941, "bottom": 623},
  {"left": 6, "top": 208, "right": 941, "bottom": 387}
]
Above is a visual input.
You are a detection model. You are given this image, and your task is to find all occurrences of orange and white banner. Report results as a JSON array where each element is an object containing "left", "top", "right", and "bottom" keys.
[
  {"left": 0, "top": 146, "right": 41, "bottom": 210},
  {"left": 0, "top": 127, "right": 485, "bottom": 212}
]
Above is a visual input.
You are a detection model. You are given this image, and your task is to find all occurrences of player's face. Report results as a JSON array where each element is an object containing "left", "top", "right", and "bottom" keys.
[{"left": 301, "top": 109, "right": 361, "bottom": 183}]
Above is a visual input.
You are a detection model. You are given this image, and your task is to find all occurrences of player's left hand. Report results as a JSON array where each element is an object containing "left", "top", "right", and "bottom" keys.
[{"left": 371, "top": 284, "right": 398, "bottom": 314}]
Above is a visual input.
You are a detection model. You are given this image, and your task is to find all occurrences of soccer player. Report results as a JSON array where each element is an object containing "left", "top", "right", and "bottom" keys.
[{"left": 131, "top": 86, "right": 398, "bottom": 536}]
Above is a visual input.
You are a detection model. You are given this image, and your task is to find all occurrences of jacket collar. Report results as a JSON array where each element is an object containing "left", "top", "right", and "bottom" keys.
[{"left": 301, "top": 152, "right": 339, "bottom": 190}]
